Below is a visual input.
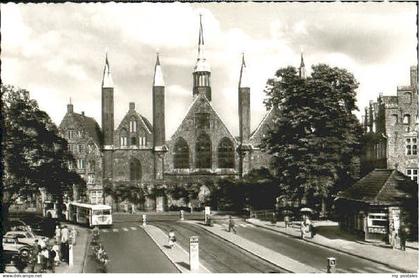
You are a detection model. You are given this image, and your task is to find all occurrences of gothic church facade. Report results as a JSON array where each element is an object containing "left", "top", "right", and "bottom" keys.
[{"left": 59, "top": 18, "right": 303, "bottom": 209}]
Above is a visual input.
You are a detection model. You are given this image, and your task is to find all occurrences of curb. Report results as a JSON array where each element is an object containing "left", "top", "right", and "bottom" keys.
[
  {"left": 188, "top": 221, "right": 293, "bottom": 273},
  {"left": 141, "top": 226, "right": 183, "bottom": 273},
  {"left": 246, "top": 220, "right": 413, "bottom": 273}
]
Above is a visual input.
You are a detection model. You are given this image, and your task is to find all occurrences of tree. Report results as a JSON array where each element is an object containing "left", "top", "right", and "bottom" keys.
[
  {"left": 1, "top": 85, "right": 85, "bottom": 228},
  {"left": 263, "top": 65, "right": 362, "bottom": 214}
]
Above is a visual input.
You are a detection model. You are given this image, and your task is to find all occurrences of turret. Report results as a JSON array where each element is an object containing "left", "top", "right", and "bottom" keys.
[
  {"left": 102, "top": 52, "right": 114, "bottom": 148},
  {"left": 192, "top": 14, "right": 212, "bottom": 101},
  {"left": 299, "top": 50, "right": 306, "bottom": 79},
  {"left": 410, "top": 65, "right": 418, "bottom": 90},
  {"left": 152, "top": 53, "right": 167, "bottom": 180},
  {"left": 67, "top": 98, "right": 73, "bottom": 113},
  {"left": 238, "top": 53, "right": 251, "bottom": 144},
  {"left": 153, "top": 53, "right": 166, "bottom": 148}
]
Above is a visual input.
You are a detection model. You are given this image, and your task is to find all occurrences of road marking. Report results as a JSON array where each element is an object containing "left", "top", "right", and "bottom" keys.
[
  {"left": 112, "top": 228, "right": 119, "bottom": 232},
  {"left": 130, "top": 227, "right": 137, "bottom": 231},
  {"left": 122, "top": 227, "right": 129, "bottom": 232}
]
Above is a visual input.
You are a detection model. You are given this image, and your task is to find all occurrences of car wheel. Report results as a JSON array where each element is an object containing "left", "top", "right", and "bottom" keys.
[{"left": 20, "top": 249, "right": 30, "bottom": 257}]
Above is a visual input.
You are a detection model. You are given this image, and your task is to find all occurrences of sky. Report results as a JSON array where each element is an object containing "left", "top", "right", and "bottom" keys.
[{"left": 1, "top": 2, "right": 417, "bottom": 137}]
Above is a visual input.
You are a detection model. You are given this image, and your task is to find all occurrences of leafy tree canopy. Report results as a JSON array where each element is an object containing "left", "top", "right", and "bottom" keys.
[
  {"left": 262, "top": 64, "right": 363, "bottom": 207},
  {"left": 2, "top": 85, "right": 85, "bottom": 213}
]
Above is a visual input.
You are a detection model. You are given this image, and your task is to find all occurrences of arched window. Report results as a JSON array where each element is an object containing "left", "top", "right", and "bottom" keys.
[
  {"left": 403, "top": 114, "right": 411, "bottom": 125},
  {"left": 130, "top": 158, "right": 142, "bottom": 181},
  {"left": 217, "top": 137, "right": 235, "bottom": 168},
  {"left": 130, "top": 118, "right": 137, "bottom": 132},
  {"left": 174, "top": 137, "right": 189, "bottom": 169},
  {"left": 196, "top": 133, "right": 212, "bottom": 168},
  {"left": 120, "top": 129, "right": 128, "bottom": 146}
]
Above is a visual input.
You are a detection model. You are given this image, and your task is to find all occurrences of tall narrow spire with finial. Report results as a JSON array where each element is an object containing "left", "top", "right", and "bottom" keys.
[
  {"left": 239, "top": 53, "right": 250, "bottom": 88},
  {"left": 193, "top": 14, "right": 212, "bottom": 101},
  {"left": 299, "top": 48, "right": 306, "bottom": 79},
  {"left": 153, "top": 52, "right": 165, "bottom": 87},
  {"left": 102, "top": 51, "right": 114, "bottom": 88}
]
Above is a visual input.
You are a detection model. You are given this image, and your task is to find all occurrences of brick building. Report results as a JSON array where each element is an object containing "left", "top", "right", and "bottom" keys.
[
  {"left": 59, "top": 102, "right": 104, "bottom": 204},
  {"left": 59, "top": 17, "right": 301, "bottom": 210},
  {"left": 361, "top": 66, "right": 418, "bottom": 181}
]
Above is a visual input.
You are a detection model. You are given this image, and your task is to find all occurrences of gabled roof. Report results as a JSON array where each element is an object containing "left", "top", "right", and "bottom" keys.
[
  {"left": 337, "top": 169, "right": 414, "bottom": 205},
  {"left": 60, "top": 112, "right": 103, "bottom": 147},
  {"left": 116, "top": 110, "right": 153, "bottom": 134},
  {"left": 250, "top": 106, "right": 280, "bottom": 142},
  {"left": 170, "top": 93, "right": 236, "bottom": 144}
]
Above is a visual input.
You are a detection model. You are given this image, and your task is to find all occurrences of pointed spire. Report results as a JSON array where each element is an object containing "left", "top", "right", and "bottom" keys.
[
  {"left": 102, "top": 51, "right": 114, "bottom": 88},
  {"left": 153, "top": 52, "right": 165, "bottom": 87},
  {"left": 239, "top": 53, "right": 250, "bottom": 88},
  {"left": 299, "top": 48, "right": 306, "bottom": 79},
  {"left": 194, "top": 14, "right": 210, "bottom": 72}
]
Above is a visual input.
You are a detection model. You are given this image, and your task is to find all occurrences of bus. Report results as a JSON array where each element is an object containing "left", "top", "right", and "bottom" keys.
[{"left": 67, "top": 202, "right": 112, "bottom": 227}]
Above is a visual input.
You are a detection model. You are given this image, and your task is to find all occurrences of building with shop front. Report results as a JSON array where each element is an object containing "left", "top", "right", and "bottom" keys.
[{"left": 335, "top": 169, "right": 416, "bottom": 242}]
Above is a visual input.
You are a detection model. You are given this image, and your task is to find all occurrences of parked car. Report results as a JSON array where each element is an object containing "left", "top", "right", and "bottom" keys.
[
  {"left": 6, "top": 219, "right": 32, "bottom": 232},
  {"left": 4, "top": 231, "right": 49, "bottom": 246},
  {"left": 2, "top": 235, "right": 32, "bottom": 262}
]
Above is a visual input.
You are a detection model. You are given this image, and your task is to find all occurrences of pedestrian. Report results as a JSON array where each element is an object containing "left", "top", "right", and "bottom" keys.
[
  {"left": 228, "top": 216, "right": 236, "bottom": 234},
  {"left": 310, "top": 222, "right": 316, "bottom": 238},
  {"left": 61, "top": 225, "right": 69, "bottom": 262},
  {"left": 284, "top": 215, "right": 290, "bottom": 228},
  {"left": 52, "top": 240, "right": 61, "bottom": 266},
  {"left": 168, "top": 230, "right": 176, "bottom": 248},
  {"left": 55, "top": 225, "right": 61, "bottom": 243},
  {"left": 30, "top": 239, "right": 40, "bottom": 272},
  {"left": 70, "top": 226, "right": 77, "bottom": 245},
  {"left": 48, "top": 247, "right": 56, "bottom": 273},
  {"left": 399, "top": 226, "right": 408, "bottom": 251},
  {"left": 300, "top": 219, "right": 306, "bottom": 239},
  {"left": 40, "top": 247, "right": 49, "bottom": 272}
]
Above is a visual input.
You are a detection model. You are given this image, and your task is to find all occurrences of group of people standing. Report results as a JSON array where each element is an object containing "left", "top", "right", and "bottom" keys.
[
  {"left": 30, "top": 225, "right": 77, "bottom": 273},
  {"left": 390, "top": 226, "right": 409, "bottom": 251},
  {"left": 300, "top": 215, "right": 315, "bottom": 239}
]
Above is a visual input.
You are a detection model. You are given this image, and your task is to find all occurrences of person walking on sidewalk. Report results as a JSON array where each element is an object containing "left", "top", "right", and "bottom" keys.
[
  {"left": 228, "top": 216, "right": 236, "bottom": 234},
  {"left": 30, "top": 239, "right": 41, "bottom": 273},
  {"left": 70, "top": 226, "right": 77, "bottom": 246},
  {"left": 40, "top": 247, "right": 49, "bottom": 272},
  {"left": 61, "top": 225, "right": 69, "bottom": 262},
  {"left": 52, "top": 240, "right": 61, "bottom": 266},
  {"left": 168, "top": 230, "right": 176, "bottom": 249},
  {"left": 48, "top": 246, "right": 56, "bottom": 273},
  {"left": 399, "top": 226, "right": 408, "bottom": 251}
]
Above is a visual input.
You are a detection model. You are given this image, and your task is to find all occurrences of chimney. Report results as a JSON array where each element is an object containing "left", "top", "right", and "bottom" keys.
[{"left": 129, "top": 102, "right": 135, "bottom": 111}]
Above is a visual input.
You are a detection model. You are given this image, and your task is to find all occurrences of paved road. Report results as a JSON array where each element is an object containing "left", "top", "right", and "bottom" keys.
[
  {"left": 151, "top": 220, "right": 287, "bottom": 273},
  {"left": 84, "top": 221, "right": 179, "bottom": 273},
  {"left": 216, "top": 219, "right": 400, "bottom": 273}
]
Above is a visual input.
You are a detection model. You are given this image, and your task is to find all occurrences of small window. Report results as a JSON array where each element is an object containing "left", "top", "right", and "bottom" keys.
[
  {"left": 406, "top": 169, "right": 418, "bottom": 182},
  {"left": 78, "top": 144, "right": 84, "bottom": 153},
  {"left": 406, "top": 138, "right": 417, "bottom": 155},
  {"left": 77, "top": 159, "right": 85, "bottom": 169},
  {"left": 403, "top": 92, "right": 412, "bottom": 104}
]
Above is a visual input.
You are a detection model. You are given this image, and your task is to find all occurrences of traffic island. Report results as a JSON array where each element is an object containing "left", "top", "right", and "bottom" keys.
[{"left": 142, "top": 224, "right": 210, "bottom": 273}]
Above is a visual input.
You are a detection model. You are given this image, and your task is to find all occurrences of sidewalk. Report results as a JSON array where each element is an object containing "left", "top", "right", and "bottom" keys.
[
  {"left": 246, "top": 218, "right": 418, "bottom": 273},
  {"left": 55, "top": 224, "right": 90, "bottom": 273},
  {"left": 186, "top": 221, "right": 317, "bottom": 273},
  {"left": 142, "top": 224, "right": 210, "bottom": 273}
]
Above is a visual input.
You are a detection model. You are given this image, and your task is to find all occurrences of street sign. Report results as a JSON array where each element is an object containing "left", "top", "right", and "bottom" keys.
[
  {"left": 189, "top": 236, "right": 199, "bottom": 271},
  {"left": 204, "top": 206, "right": 211, "bottom": 224}
]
